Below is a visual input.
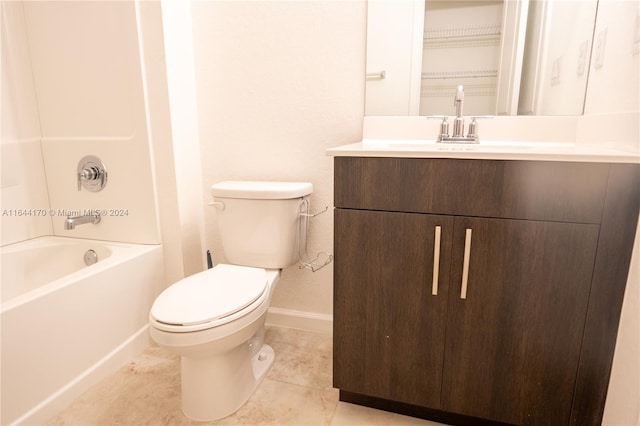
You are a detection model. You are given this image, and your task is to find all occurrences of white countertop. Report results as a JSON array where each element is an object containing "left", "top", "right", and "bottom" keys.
[{"left": 326, "top": 140, "right": 640, "bottom": 163}]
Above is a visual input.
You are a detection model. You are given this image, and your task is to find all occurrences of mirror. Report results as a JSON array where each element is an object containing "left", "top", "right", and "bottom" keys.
[{"left": 365, "top": 0, "right": 599, "bottom": 116}]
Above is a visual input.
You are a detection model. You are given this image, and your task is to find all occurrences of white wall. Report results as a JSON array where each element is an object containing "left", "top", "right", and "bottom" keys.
[
  {"left": 582, "top": 1, "right": 640, "bottom": 116},
  {"left": 577, "top": 0, "right": 640, "bottom": 149},
  {"left": 159, "top": 0, "right": 206, "bottom": 276},
  {"left": 365, "top": 0, "right": 422, "bottom": 115},
  {"left": 581, "top": 2, "right": 640, "bottom": 425},
  {"left": 190, "top": 0, "right": 366, "bottom": 318},
  {"left": 534, "top": 1, "right": 597, "bottom": 115},
  {"left": 603, "top": 220, "right": 640, "bottom": 426},
  {"left": 0, "top": 2, "right": 52, "bottom": 246}
]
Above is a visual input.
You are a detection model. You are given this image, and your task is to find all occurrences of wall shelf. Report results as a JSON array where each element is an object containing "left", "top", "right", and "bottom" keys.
[{"left": 420, "top": 3, "right": 504, "bottom": 115}]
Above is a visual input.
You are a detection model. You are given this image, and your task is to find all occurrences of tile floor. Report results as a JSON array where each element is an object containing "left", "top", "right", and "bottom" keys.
[{"left": 46, "top": 326, "right": 445, "bottom": 426}]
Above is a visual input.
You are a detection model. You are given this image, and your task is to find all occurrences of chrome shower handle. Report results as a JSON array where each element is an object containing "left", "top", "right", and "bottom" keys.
[
  {"left": 78, "top": 167, "right": 100, "bottom": 190},
  {"left": 77, "top": 155, "right": 107, "bottom": 192}
]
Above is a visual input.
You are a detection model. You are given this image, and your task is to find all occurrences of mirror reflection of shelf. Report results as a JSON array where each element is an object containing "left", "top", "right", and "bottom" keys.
[
  {"left": 421, "top": 70, "right": 498, "bottom": 80},
  {"left": 424, "top": 24, "right": 502, "bottom": 39},
  {"left": 424, "top": 24, "right": 501, "bottom": 48}
]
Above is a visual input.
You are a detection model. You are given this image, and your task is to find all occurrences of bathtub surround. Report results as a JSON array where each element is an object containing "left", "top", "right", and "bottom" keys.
[
  {"left": 1, "top": 2, "right": 166, "bottom": 425},
  {"left": 0, "top": 139, "right": 52, "bottom": 243},
  {"left": 23, "top": 1, "right": 160, "bottom": 245},
  {"left": 0, "top": 2, "right": 52, "bottom": 245},
  {"left": 1, "top": 1, "right": 162, "bottom": 246}
]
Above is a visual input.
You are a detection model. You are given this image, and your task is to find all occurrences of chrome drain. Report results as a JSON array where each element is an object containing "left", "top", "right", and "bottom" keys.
[{"left": 84, "top": 249, "right": 98, "bottom": 266}]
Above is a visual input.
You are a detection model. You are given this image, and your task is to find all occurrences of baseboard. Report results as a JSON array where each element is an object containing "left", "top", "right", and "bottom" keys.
[
  {"left": 266, "top": 307, "right": 333, "bottom": 334},
  {"left": 14, "top": 326, "right": 151, "bottom": 426}
]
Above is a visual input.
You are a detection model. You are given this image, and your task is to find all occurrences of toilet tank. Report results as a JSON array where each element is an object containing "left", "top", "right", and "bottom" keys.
[{"left": 210, "top": 181, "right": 313, "bottom": 269}]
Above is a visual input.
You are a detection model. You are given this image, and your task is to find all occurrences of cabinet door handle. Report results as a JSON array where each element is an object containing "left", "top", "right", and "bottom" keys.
[
  {"left": 460, "top": 228, "right": 472, "bottom": 299},
  {"left": 432, "top": 226, "right": 441, "bottom": 296}
]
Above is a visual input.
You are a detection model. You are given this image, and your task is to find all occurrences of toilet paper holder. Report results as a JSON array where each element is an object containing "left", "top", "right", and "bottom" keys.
[{"left": 298, "top": 200, "right": 333, "bottom": 272}]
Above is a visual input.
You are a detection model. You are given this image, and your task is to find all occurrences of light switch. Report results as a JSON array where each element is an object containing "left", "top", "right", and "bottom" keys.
[
  {"left": 594, "top": 28, "right": 607, "bottom": 69},
  {"left": 577, "top": 40, "right": 588, "bottom": 75}
]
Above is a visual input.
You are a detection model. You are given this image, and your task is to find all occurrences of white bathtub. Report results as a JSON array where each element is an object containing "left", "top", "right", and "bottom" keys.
[{"left": 1, "top": 236, "right": 164, "bottom": 425}]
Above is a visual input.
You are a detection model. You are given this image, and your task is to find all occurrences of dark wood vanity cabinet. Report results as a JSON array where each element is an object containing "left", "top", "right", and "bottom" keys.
[
  {"left": 334, "top": 209, "right": 453, "bottom": 409},
  {"left": 333, "top": 157, "right": 640, "bottom": 426}
]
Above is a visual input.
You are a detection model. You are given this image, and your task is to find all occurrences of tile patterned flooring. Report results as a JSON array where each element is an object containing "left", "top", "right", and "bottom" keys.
[{"left": 46, "top": 326, "right": 445, "bottom": 426}]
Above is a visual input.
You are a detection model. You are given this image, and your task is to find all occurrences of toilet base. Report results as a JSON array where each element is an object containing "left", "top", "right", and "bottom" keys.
[{"left": 180, "top": 342, "right": 275, "bottom": 421}]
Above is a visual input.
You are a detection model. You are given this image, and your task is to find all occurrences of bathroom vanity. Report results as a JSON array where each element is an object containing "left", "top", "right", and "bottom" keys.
[{"left": 328, "top": 142, "right": 639, "bottom": 426}]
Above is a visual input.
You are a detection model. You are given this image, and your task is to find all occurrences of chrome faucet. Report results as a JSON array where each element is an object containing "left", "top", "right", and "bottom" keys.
[
  {"left": 452, "top": 85, "right": 465, "bottom": 138},
  {"left": 436, "top": 85, "right": 480, "bottom": 144},
  {"left": 64, "top": 213, "right": 101, "bottom": 230}
]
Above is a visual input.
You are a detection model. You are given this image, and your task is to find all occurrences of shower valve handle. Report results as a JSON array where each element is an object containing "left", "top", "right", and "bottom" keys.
[
  {"left": 77, "top": 155, "right": 108, "bottom": 192},
  {"left": 78, "top": 167, "right": 99, "bottom": 190}
]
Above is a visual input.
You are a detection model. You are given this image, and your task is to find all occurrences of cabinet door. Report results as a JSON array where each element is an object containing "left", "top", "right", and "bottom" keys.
[
  {"left": 442, "top": 217, "right": 599, "bottom": 425},
  {"left": 334, "top": 209, "right": 453, "bottom": 408}
]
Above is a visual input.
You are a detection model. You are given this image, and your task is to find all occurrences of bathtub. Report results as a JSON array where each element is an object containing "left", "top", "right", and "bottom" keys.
[{"left": 1, "top": 236, "right": 164, "bottom": 425}]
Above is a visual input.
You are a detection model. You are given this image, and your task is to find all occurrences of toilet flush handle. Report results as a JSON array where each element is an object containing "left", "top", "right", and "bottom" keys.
[{"left": 207, "top": 201, "right": 225, "bottom": 210}]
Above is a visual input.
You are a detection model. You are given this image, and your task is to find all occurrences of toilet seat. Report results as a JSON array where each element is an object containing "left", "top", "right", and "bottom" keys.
[{"left": 150, "top": 264, "right": 268, "bottom": 332}]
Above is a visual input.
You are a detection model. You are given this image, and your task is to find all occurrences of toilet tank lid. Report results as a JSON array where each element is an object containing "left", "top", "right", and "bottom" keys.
[{"left": 211, "top": 181, "right": 313, "bottom": 199}]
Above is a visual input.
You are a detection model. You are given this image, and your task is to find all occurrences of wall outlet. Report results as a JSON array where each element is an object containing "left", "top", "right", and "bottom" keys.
[
  {"left": 577, "top": 40, "right": 588, "bottom": 75},
  {"left": 594, "top": 28, "right": 607, "bottom": 69}
]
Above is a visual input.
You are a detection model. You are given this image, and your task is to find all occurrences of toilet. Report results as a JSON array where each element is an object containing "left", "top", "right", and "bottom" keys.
[{"left": 149, "top": 180, "right": 313, "bottom": 421}]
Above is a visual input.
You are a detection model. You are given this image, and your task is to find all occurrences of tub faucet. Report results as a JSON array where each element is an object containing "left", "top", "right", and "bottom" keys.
[{"left": 64, "top": 213, "right": 101, "bottom": 230}]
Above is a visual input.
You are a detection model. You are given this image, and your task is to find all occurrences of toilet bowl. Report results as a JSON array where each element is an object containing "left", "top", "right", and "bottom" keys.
[
  {"left": 149, "top": 180, "right": 313, "bottom": 421},
  {"left": 150, "top": 264, "right": 280, "bottom": 421}
]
